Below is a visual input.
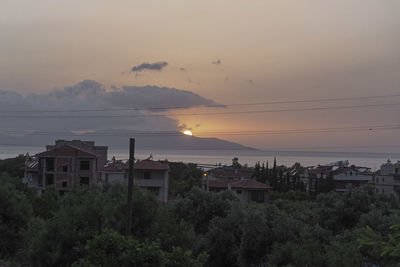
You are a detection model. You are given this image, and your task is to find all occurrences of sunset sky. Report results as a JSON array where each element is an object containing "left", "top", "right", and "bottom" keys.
[{"left": 1, "top": 0, "right": 399, "bottom": 152}]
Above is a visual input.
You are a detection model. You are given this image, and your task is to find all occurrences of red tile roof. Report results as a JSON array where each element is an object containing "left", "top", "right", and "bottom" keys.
[
  {"left": 36, "top": 144, "right": 98, "bottom": 158},
  {"left": 201, "top": 179, "right": 232, "bottom": 188},
  {"left": 102, "top": 161, "right": 126, "bottom": 172},
  {"left": 101, "top": 159, "right": 169, "bottom": 172},
  {"left": 134, "top": 159, "right": 169, "bottom": 170},
  {"left": 201, "top": 179, "right": 270, "bottom": 190},
  {"left": 208, "top": 168, "right": 253, "bottom": 179},
  {"left": 230, "top": 179, "right": 270, "bottom": 189}
]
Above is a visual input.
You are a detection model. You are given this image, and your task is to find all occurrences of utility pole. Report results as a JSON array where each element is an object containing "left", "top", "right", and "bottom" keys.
[{"left": 126, "top": 138, "right": 135, "bottom": 236}]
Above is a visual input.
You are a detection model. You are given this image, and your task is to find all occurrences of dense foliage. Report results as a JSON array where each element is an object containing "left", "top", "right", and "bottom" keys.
[
  {"left": 0, "top": 154, "right": 25, "bottom": 177},
  {"left": 1, "top": 157, "right": 400, "bottom": 266}
]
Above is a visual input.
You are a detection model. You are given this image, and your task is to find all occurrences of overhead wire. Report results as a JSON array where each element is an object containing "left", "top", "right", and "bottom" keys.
[
  {"left": 0, "top": 93, "right": 399, "bottom": 113},
  {"left": 0, "top": 102, "right": 399, "bottom": 118},
  {"left": 0, "top": 124, "right": 399, "bottom": 137}
]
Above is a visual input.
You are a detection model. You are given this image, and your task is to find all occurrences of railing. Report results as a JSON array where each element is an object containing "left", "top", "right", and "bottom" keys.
[{"left": 134, "top": 179, "right": 164, "bottom": 187}]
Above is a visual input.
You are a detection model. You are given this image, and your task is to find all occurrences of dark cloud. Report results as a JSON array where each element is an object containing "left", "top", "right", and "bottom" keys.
[
  {"left": 212, "top": 59, "right": 221, "bottom": 65},
  {"left": 0, "top": 80, "right": 222, "bottom": 134},
  {"left": 179, "top": 67, "right": 186, "bottom": 72},
  {"left": 131, "top": 61, "right": 168, "bottom": 72}
]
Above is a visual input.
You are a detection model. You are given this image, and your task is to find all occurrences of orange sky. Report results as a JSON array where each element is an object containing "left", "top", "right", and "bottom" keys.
[{"left": 1, "top": 0, "right": 399, "bottom": 151}]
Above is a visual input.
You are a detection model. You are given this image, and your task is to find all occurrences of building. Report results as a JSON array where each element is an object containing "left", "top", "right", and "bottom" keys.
[
  {"left": 374, "top": 159, "right": 400, "bottom": 198},
  {"left": 205, "top": 166, "right": 254, "bottom": 180},
  {"left": 201, "top": 178, "right": 271, "bottom": 203},
  {"left": 23, "top": 140, "right": 108, "bottom": 194},
  {"left": 100, "top": 158, "right": 169, "bottom": 202},
  {"left": 302, "top": 160, "right": 373, "bottom": 192},
  {"left": 202, "top": 162, "right": 270, "bottom": 203}
]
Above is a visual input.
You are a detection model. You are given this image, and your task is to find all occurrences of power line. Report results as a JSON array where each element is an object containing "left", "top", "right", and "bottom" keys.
[
  {"left": 1, "top": 93, "right": 399, "bottom": 113},
  {"left": 1, "top": 124, "right": 399, "bottom": 136},
  {"left": 0, "top": 102, "right": 399, "bottom": 118},
  {"left": 0, "top": 144, "right": 399, "bottom": 152}
]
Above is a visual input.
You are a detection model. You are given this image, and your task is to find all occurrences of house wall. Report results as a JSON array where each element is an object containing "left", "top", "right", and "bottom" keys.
[
  {"left": 232, "top": 188, "right": 249, "bottom": 203},
  {"left": 334, "top": 173, "right": 372, "bottom": 182},
  {"left": 134, "top": 170, "right": 167, "bottom": 202},
  {"left": 38, "top": 156, "right": 97, "bottom": 190},
  {"left": 375, "top": 174, "right": 400, "bottom": 198},
  {"left": 101, "top": 169, "right": 168, "bottom": 202},
  {"left": 104, "top": 172, "right": 126, "bottom": 184}
]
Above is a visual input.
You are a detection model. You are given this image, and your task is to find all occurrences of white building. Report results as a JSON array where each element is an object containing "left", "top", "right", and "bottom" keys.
[
  {"left": 201, "top": 178, "right": 271, "bottom": 203},
  {"left": 302, "top": 160, "right": 373, "bottom": 192},
  {"left": 374, "top": 159, "right": 400, "bottom": 198},
  {"left": 100, "top": 158, "right": 169, "bottom": 202}
]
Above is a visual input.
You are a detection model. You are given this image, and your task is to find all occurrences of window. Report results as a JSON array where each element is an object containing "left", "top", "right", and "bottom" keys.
[
  {"left": 350, "top": 171, "right": 353, "bottom": 176},
  {"left": 236, "top": 189, "right": 242, "bottom": 194},
  {"left": 62, "top": 181, "right": 68, "bottom": 188},
  {"left": 396, "top": 168, "right": 399, "bottom": 175},
  {"left": 80, "top": 160, "right": 90, "bottom": 170},
  {"left": 383, "top": 178, "right": 385, "bottom": 183},
  {"left": 143, "top": 171, "right": 151, "bottom": 180},
  {"left": 62, "top": 165, "right": 68, "bottom": 172},
  {"left": 46, "top": 174, "right": 54, "bottom": 185},
  {"left": 376, "top": 177, "right": 379, "bottom": 183},
  {"left": 147, "top": 187, "right": 159, "bottom": 196},
  {"left": 382, "top": 188, "right": 385, "bottom": 193},
  {"left": 251, "top": 191, "right": 265, "bottom": 203},
  {"left": 376, "top": 188, "right": 378, "bottom": 193},
  {"left": 46, "top": 158, "right": 55, "bottom": 171},
  {"left": 80, "top": 176, "right": 89, "bottom": 185}
]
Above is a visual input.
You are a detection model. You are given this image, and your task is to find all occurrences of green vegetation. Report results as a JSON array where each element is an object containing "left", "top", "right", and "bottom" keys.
[
  {"left": 169, "top": 162, "right": 203, "bottom": 196},
  {"left": 0, "top": 154, "right": 25, "bottom": 177},
  {"left": 1, "top": 157, "right": 399, "bottom": 266}
]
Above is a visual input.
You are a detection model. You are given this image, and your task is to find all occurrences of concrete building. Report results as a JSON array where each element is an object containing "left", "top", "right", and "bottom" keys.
[
  {"left": 206, "top": 166, "right": 254, "bottom": 180},
  {"left": 302, "top": 160, "right": 373, "bottom": 192},
  {"left": 23, "top": 140, "right": 108, "bottom": 194},
  {"left": 201, "top": 178, "right": 271, "bottom": 203},
  {"left": 374, "top": 159, "right": 400, "bottom": 198},
  {"left": 100, "top": 158, "right": 169, "bottom": 202},
  {"left": 201, "top": 163, "right": 270, "bottom": 203}
]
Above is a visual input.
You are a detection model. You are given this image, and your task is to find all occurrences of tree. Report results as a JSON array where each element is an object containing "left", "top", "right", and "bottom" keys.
[
  {"left": 0, "top": 155, "right": 25, "bottom": 177},
  {"left": 172, "top": 187, "right": 236, "bottom": 234},
  {"left": 0, "top": 177, "right": 32, "bottom": 259},
  {"left": 32, "top": 186, "right": 60, "bottom": 219},
  {"left": 358, "top": 224, "right": 400, "bottom": 266},
  {"left": 73, "top": 229, "right": 207, "bottom": 267},
  {"left": 169, "top": 162, "right": 203, "bottom": 196}
]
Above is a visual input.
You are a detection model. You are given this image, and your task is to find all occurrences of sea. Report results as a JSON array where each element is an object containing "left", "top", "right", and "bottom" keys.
[{"left": 1, "top": 145, "right": 400, "bottom": 171}]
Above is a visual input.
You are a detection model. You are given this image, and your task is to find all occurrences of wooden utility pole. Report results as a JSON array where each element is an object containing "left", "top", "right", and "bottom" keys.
[{"left": 126, "top": 138, "right": 135, "bottom": 236}]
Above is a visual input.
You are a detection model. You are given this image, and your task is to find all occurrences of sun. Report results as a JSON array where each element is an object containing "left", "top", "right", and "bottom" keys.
[{"left": 183, "top": 130, "right": 193, "bottom": 136}]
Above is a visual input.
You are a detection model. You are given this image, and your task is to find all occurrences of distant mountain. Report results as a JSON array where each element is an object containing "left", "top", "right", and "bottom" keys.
[{"left": 0, "top": 130, "right": 256, "bottom": 151}]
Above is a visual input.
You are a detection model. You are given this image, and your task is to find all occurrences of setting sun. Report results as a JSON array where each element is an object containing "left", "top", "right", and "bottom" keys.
[{"left": 183, "top": 130, "right": 193, "bottom": 136}]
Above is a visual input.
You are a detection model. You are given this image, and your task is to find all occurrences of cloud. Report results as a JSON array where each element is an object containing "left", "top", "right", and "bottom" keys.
[
  {"left": 212, "top": 59, "right": 221, "bottom": 65},
  {"left": 131, "top": 61, "right": 168, "bottom": 72},
  {"left": 0, "top": 80, "right": 222, "bottom": 135},
  {"left": 179, "top": 67, "right": 186, "bottom": 72}
]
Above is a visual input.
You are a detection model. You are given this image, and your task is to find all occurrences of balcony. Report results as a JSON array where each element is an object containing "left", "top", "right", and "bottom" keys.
[
  {"left": 394, "top": 185, "right": 400, "bottom": 193},
  {"left": 134, "top": 179, "right": 164, "bottom": 188}
]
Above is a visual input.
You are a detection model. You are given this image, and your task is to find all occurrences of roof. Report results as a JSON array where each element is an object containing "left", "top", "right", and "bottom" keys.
[
  {"left": 101, "top": 161, "right": 126, "bottom": 172},
  {"left": 306, "top": 163, "right": 371, "bottom": 176},
  {"left": 201, "top": 179, "right": 270, "bottom": 190},
  {"left": 208, "top": 168, "right": 253, "bottom": 179},
  {"left": 101, "top": 159, "right": 169, "bottom": 172},
  {"left": 36, "top": 144, "right": 98, "bottom": 158},
  {"left": 134, "top": 159, "right": 169, "bottom": 171},
  {"left": 230, "top": 179, "right": 271, "bottom": 189},
  {"left": 25, "top": 160, "right": 39, "bottom": 172}
]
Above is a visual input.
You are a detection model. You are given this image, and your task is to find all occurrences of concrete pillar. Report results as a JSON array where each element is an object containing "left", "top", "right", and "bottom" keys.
[{"left": 163, "top": 170, "right": 168, "bottom": 203}]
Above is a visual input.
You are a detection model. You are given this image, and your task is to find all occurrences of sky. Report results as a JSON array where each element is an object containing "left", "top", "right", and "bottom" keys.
[{"left": 0, "top": 0, "right": 399, "bottom": 152}]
